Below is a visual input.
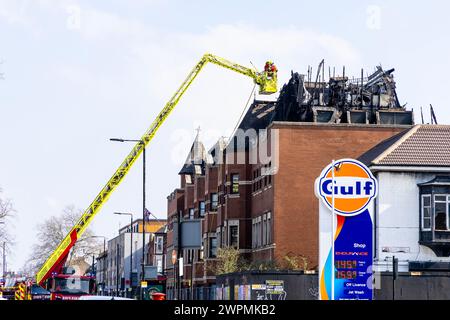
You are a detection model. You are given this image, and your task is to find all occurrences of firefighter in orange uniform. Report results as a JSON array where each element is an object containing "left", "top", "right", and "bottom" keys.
[{"left": 264, "top": 60, "right": 278, "bottom": 79}]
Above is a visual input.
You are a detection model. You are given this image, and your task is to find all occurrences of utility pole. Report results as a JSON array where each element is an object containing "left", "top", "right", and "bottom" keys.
[
  {"left": 392, "top": 256, "right": 398, "bottom": 300},
  {"left": 2, "top": 242, "right": 6, "bottom": 281},
  {"left": 177, "top": 210, "right": 182, "bottom": 300},
  {"left": 116, "top": 243, "right": 120, "bottom": 296},
  {"left": 142, "top": 144, "right": 146, "bottom": 301}
]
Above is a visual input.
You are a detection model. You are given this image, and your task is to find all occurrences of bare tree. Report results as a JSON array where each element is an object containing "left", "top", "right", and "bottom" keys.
[
  {"left": 25, "top": 205, "right": 102, "bottom": 276},
  {"left": 0, "top": 187, "right": 15, "bottom": 245}
]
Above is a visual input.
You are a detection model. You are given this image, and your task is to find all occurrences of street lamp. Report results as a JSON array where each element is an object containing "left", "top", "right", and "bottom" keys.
[
  {"left": 0, "top": 221, "right": 6, "bottom": 279},
  {"left": 0, "top": 241, "right": 6, "bottom": 282},
  {"left": 114, "top": 212, "right": 134, "bottom": 295},
  {"left": 110, "top": 138, "right": 147, "bottom": 300},
  {"left": 0, "top": 222, "right": 5, "bottom": 282}
]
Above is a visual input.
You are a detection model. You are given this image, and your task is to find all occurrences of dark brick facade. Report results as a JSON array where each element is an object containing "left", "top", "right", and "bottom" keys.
[{"left": 164, "top": 122, "right": 409, "bottom": 294}]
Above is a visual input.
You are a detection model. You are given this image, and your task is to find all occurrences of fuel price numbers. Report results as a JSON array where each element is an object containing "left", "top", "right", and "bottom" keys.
[{"left": 335, "top": 260, "right": 357, "bottom": 279}]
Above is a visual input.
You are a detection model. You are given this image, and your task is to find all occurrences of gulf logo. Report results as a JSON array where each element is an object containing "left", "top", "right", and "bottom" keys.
[{"left": 315, "top": 159, "right": 378, "bottom": 216}]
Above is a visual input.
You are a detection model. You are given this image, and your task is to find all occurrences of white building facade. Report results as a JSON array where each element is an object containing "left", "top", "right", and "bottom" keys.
[
  {"left": 105, "top": 232, "right": 150, "bottom": 295},
  {"left": 373, "top": 170, "right": 450, "bottom": 272}
]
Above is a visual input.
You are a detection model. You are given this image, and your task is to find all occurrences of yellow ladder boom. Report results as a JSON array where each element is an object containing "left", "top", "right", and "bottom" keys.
[{"left": 36, "top": 53, "right": 278, "bottom": 285}]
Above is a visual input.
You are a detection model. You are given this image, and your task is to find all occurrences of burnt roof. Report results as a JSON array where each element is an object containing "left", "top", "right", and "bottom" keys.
[{"left": 238, "top": 100, "right": 276, "bottom": 131}]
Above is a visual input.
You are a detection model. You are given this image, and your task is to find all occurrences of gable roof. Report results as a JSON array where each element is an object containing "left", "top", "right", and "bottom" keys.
[
  {"left": 179, "top": 130, "right": 207, "bottom": 175},
  {"left": 358, "top": 125, "right": 450, "bottom": 167}
]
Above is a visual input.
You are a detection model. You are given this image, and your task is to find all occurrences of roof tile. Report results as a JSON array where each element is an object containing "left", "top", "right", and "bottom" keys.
[{"left": 359, "top": 125, "right": 450, "bottom": 166}]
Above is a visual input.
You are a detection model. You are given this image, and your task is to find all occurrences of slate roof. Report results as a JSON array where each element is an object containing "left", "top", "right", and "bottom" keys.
[
  {"left": 178, "top": 131, "right": 207, "bottom": 175},
  {"left": 237, "top": 100, "right": 276, "bottom": 131},
  {"left": 358, "top": 125, "right": 450, "bottom": 167}
]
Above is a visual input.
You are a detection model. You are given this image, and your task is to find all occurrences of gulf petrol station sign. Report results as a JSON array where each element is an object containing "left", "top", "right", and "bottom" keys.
[{"left": 315, "top": 159, "right": 377, "bottom": 300}]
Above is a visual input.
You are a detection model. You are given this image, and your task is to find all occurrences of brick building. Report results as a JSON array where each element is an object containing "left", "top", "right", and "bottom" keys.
[{"left": 164, "top": 68, "right": 413, "bottom": 298}]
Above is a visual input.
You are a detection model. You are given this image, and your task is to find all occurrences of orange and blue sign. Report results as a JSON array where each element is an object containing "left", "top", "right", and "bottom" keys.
[
  {"left": 316, "top": 159, "right": 377, "bottom": 300},
  {"left": 316, "top": 159, "right": 377, "bottom": 216}
]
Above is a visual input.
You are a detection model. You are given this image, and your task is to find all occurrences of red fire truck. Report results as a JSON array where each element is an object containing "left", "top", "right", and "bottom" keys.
[{"left": 44, "top": 272, "right": 96, "bottom": 300}]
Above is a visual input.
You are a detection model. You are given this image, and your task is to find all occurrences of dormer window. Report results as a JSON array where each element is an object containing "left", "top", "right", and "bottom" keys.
[{"left": 418, "top": 176, "right": 450, "bottom": 256}]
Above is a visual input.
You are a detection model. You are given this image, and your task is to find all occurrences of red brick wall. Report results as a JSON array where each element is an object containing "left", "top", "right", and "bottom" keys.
[{"left": 272, "top": 123, "right": 409, "bottom": 268}]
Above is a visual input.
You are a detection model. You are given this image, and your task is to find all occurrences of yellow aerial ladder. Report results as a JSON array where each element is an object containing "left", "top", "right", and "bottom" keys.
[{"left": 36, "top": 53, "right": 278, "bottom": 286}]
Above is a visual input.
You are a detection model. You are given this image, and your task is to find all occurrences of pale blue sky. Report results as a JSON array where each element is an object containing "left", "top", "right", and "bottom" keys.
[{"left": 1, "top": 0, "right": 449, "bottom": 271}]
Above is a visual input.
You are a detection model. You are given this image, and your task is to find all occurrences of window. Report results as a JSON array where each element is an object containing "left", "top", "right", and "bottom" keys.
[
  {"left": 252, "top": 217, "right": 262, "bottom": 248},
  {"left": 231, "top": 174, "right": 239, "bottom": 194},
  {"left": 216, "top": 227, "right": 221, "bottom": 249},
  {"left": 422, "top": 195, "right": 431, "bottom": 231},
  {"left": 186, "top": 249, "right": 193, "bottom": 264},
  {"left": 268, "top": 162, "right": 272, "bottom": 185},
  {"left": 210, "top": 193, "right": 218, "bottom": 211},
  {"left": 264, "top": 165, "right": 268, "bottom": 187},
  {"left": 229, "top": 225, "right": 239, "bottom": 249},
  {"left": 257, "top": 218, "right": 262, "bottom": 247},
  {"left": 185, "top": 174, "right": 192, "bottom": 184},
  {"left": 434, "top": 195, "right": 450, "bottom": 231},
  {"left": 262, "top": 214, "right": 267, "bottom": 245},
  {"left": 155, "top": 236, "right": 163, "bottom": 254},
  {"left": 189, "top": 208, "right": 194, "bottom": 220},
  {"left": 267, "top": 212, "right": 272, "bottom": 244},
  {"left": 222, "top": 226, "right": 226, "bottom": 247},
  {"left": 419, "top": 177, "right": 450, "bottom": 238},
  {"left": 209, "top": 237, "right": 217, "bottom": 258},
  {"left": 197, "top": 247, "right": 204, "bottom": 261},
  {"left": 199, "top": 201, "right": 205, "bottom": 216},
  {"left": 224, "top": 175, "right": 227, "bottom": 194},
  {"left": 252, "top": 219, "right": 256, "bottom": 248},
  {"left": 156, "top": 257, "right": 163, "bottom": 273}
]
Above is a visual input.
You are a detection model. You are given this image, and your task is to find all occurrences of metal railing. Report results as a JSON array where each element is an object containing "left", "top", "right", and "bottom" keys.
[{"left": 166, "top": 286, "right": 217, "bottom": 300}]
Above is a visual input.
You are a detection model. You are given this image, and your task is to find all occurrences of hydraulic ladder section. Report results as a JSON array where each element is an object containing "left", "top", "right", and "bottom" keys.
[{"left": 36, "top": 53, "right": 278, "bottom": 286}]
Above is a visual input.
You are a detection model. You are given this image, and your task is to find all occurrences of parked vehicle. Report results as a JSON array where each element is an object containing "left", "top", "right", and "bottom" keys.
[{"left": 29, "top": 284, "right": 51, "bottom": 300}]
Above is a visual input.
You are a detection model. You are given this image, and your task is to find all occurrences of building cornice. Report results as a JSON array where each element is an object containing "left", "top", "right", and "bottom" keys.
[{"left": 269, "top": 121, "right": 412, "bottom": 130}]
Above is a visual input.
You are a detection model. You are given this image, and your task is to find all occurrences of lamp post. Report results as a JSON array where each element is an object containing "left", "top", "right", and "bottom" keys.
[
  {"left": 0, "top": 222, "right": 4, "bottom": 278},
  {"left": 1, "top": 242, "right": 5, "bottom": 281},
  {"left": 114, "top": 212, "right": 134, "bottom": 295},
  {"left": 116, "top": 243, "right": 120, "bottom": 296},
  {"left": 110, "top": 138, "right": 146, "bottom": 300},
  {"left": 0, "top": 224, "right": 6, "bottom": 280}
]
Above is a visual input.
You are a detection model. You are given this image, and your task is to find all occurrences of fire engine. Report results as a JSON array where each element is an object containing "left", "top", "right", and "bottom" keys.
[{"left": 44, "top": 270, "right": 96, "bottom": 300}]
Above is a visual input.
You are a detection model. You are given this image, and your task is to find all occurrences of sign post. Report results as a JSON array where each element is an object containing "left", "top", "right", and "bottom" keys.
[{"left": 316, "top": 159, "right": 378, "bottom": 300}]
